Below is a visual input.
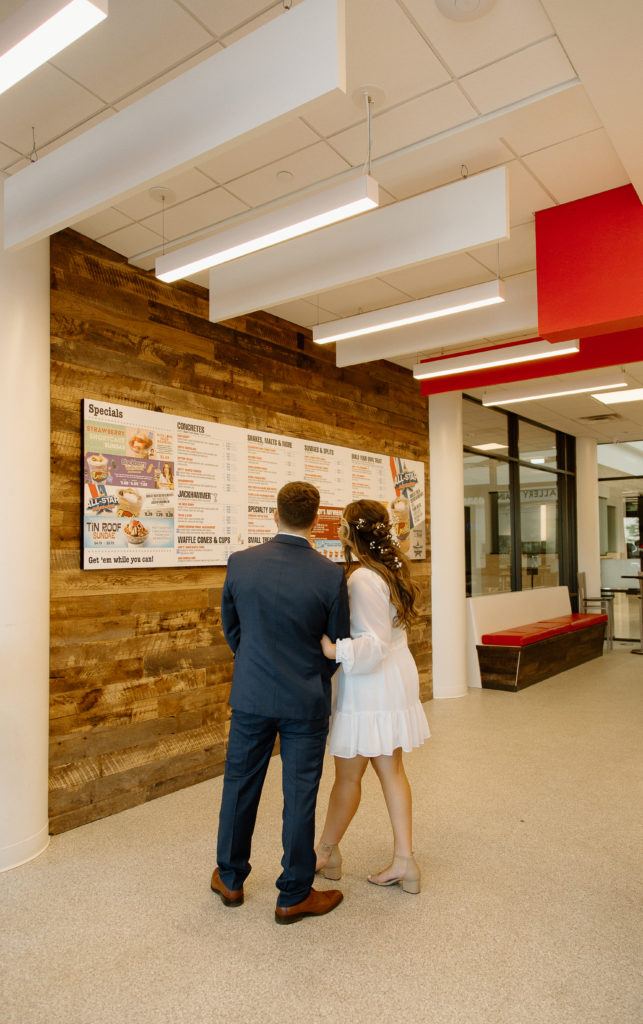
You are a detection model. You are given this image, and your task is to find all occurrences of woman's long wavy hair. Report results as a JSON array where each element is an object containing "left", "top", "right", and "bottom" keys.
[{"left": 339, "top": 499, "right": 420, "bottom": 630}]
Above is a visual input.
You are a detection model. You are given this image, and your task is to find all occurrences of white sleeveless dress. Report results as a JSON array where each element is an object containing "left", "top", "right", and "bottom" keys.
[{"left": 328, "top": 567, "right": 430, "bottom": 758}]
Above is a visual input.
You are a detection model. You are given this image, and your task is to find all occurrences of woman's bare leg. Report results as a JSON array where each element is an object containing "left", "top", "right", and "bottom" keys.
[
  {"left": 316, "top": 754, "right": 369, "bottom": 868},
  {"left": 369, "top": 747, "right": 414, "bottom": 882}
]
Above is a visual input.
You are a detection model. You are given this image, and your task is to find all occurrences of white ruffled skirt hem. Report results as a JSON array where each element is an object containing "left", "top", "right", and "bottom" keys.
[{"left": 328, "top": 703, "right": 430, "bottom": 759}]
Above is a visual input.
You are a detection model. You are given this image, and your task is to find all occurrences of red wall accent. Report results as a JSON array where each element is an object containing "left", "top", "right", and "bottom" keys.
[
  {"left": 536, "top": 184, "right": 643, "bottom": 341},
  {"left": 419, "top": 328, "right": 643, "bottom": 397}
]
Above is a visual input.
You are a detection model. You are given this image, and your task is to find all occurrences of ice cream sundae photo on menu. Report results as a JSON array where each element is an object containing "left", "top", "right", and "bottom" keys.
[
  {"left": 87, "top": 453, "right": 108, "bottom": 482},
  {"left": 123, "top": 520, "right": 149, "bottom": 545},
  {"left": 127, "top": 429, "right": 154, "bottom": 457},
  {"left": 117, "top": 488, "right": 143, "bottom": 517}
]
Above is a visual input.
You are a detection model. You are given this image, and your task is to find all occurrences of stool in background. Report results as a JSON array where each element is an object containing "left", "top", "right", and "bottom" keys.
[{"left": 578, "top": 571, "right": 614, "bottom": 651}]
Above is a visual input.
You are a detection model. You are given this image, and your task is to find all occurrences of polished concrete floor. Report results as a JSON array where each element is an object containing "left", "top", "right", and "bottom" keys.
[{"left": 1, "top": 645, "right": 641, "bottom": 1024}]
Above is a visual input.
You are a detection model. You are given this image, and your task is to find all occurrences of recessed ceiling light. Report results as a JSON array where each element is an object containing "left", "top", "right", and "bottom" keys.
[{"left": 474, "top": 442, "right": 508, "bottom": 451}]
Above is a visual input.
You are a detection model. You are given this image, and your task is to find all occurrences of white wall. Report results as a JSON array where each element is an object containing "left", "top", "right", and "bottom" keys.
[{"left": 0, "top": 185, "right": 50, "bottom": 870}]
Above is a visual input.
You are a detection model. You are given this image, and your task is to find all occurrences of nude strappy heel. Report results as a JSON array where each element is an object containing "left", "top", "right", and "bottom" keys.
[
  {"left": 367, "top": 854, "right": 421, "bottom": 894},
  {"left": 315, "top": 840, "right": 342, "bottom": 881}
]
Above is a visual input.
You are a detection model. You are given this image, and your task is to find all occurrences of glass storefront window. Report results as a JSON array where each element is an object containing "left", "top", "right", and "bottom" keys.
[
  {"left": 598, "top": 441, "right": 643, "bottom": 640},
  {"left": 519, "top": 465, "right": 559, "bottom": 590},
  {"left": 464, "top": 453, "right": 512, "bottom": 596},
  {"left": 518, "top": 420, "right": 557, "bottom": 468},
  {"left": 463, "top": 401, "right": 508, "bottom": 454}
]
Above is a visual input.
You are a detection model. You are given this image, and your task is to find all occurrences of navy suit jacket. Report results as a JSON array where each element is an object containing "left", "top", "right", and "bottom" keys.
[{"left": 221, "top": 534, "right": 350, "bottom": 720}]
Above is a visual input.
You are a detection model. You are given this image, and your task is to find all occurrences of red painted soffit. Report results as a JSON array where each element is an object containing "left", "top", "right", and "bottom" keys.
[
  {"left": 419, "top": 328, "right": 643, "bottom": 397},
  {"left": 536, "top": 184, "right": 643, "bottom": 342}
]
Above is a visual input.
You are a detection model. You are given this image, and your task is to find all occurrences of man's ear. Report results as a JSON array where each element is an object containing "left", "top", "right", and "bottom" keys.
[{"left": 273, "top": 509, "right": 279, "bottom": 528}]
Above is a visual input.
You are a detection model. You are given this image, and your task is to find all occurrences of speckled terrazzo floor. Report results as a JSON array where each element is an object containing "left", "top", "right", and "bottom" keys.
[{"left": 2, "top": 645, "right": 641, "bottom": 1024}]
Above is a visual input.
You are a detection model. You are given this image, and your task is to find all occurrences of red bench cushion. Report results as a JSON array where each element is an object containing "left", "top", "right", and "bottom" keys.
[{"left": 481, "top": 612, "right": 607, "bottom": 647}]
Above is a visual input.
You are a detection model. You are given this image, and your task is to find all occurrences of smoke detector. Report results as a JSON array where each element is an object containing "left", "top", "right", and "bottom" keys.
[{"left": 435, "top": 0, "right": 497, "bottom": 21}]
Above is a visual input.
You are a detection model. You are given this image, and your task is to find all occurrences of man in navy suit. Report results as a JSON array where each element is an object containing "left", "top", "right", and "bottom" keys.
[{"left": 211, "top": 481, "right": 350, "bottom": 924}]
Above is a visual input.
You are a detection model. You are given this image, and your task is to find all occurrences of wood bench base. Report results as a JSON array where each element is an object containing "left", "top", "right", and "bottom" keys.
[{"left": 476, "top": 622, "right": 606, "bottom": 692}]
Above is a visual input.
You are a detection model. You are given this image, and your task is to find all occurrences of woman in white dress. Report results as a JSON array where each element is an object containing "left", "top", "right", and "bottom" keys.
[{"left": 315, "top": 499, "right": 430, "bottom": 894}]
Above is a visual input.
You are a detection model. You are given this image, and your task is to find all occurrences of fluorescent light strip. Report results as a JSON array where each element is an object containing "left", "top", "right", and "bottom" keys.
[
  {"left": 592, "top": 387, "right": 643, "bottom": 404},
  {"left": 413, "top": 338, "right": 579, "bottom": 380},
  {"left": 482, "top": 370, "right": 627, "bottom": 405},
  {"left": 313, "top": 280, "right": 504, "bottom": 344},
  {"left": 156, "top": 175, "right": 379, "bottom": 283},
  {"left": 0, "top": 0, "right": 107, "bottom": 95}
]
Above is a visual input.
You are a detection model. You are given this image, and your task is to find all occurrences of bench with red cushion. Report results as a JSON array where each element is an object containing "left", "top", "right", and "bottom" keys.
[{"left": 476, "top": 612, "right": 608, "bottom": 691}]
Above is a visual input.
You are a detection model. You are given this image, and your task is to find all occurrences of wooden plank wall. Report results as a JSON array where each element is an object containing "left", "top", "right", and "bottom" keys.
[{"left": 49, "top": 229, "right": 431, "bottom": 834}]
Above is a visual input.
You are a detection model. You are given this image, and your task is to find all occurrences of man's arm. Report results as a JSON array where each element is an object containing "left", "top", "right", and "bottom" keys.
[
  {"left": 220, "top": 568, "right": 241, "bottom": 653},
  {"left": 326, "top": 572, "right": 350, "bottom": 646}
]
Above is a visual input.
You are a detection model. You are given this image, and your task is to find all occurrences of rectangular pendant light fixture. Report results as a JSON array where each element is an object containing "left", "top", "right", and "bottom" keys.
[
  {"left": 313, "top": 280, "right": 505, "bottom": 344},
  {"left": 0, "top": 0, "right": 107, "bottom": 95},
  {"left": 413, "top": 338, "right": 580, "bottom": 381},
  {"left": 156, "top": 175, "right": 379, "bottom": 283},
  {"left": 481, "top": 368, "right": 628, "bottom": 405},
  {"left": 4, "top": 0, "right": 346, "bottom": 249},
  {"left": 592, "top": 386, "right": 643, "bottom": 404}
]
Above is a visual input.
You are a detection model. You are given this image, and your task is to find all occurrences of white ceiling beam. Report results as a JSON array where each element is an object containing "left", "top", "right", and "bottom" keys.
[
  {"left": 209, "top": 166, "right": 509, "bottom": 322},
  {"left": 334, "top": 271, "right": 537, "bottom": 367},
  {"left": 2, "top": 0, "right": 346, "bottom": 250}
]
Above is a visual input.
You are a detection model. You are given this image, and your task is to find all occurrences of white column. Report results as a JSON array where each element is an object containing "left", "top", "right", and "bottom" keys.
[
  {"left": 0, "top": 184, "right": 50, "bottom": 871},
  {"left": 576, "top": 436, "right": 601, "bottom": 597},
  {"left": 429, "top": 392, "right": 467, "bottom": 698}
]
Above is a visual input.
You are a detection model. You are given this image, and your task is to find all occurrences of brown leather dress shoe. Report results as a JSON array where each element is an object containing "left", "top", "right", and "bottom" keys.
[
  {"left": 211, "top": 867, "right": 244, "bottom": 907},
  {"left": 274, "top": 887, "right": 343, "bottom": 924}
]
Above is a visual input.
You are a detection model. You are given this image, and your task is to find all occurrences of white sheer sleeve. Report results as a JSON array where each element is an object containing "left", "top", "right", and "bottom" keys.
[{"left": 334, "top": 569, "right": 392, "bottom": 674}]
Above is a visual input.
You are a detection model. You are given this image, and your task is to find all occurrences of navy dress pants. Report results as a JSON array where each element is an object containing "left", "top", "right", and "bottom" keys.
[{"left": 216, "top": 709, "right": 329, "bottom": 908}]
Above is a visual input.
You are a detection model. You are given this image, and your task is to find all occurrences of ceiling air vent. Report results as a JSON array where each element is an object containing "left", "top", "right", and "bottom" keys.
[{"left": 578, "top": 413, "right": 622, "bottom": 421}]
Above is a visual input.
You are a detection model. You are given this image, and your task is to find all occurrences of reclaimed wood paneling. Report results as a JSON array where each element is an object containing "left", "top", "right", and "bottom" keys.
[{"left": 49, "top": 229, "right": 431, "bottom": 833}]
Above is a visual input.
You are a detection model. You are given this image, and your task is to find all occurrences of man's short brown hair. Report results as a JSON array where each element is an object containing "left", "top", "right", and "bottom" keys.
[{"left": 277, "top": 481, "right": 320, "bottom": 530}]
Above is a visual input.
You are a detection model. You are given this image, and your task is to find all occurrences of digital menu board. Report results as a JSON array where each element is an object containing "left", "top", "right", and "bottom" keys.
[{"left": 82, "top": 399, "right": 425, "bottom": 570}]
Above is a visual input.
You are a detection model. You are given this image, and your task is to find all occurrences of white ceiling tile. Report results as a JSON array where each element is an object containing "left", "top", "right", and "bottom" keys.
[
  {"left": 375, "top": 125, "right": 512, "bottom": 199},
  {"left": 329, "top": 84, "right": 477, "bottom": 166},
  {"left": 307, "top": 277, "right": 411, "bottom": 319},
  {"left": 223, "top": 3, "right": 302, "bottom": 46},
  {"left": 473, "top": 221, "right": 537, "bottom": 278},
  {"left": 461, "top": 38, "right": 576, "bottom": 114},
  {"left": 52, "top": 0, "right": 214, "bottom": 103},
  {"left": 225, "top": 141, "right": 351, "bottom": 207},
  {"left": 303, "top": 0, "right": 451, "bottom": 138},
  {"left": 344, "top": 0, "right": 450, "bottom": 101},
  {"left": 0, "top": 142, "right": 22, "bottom": 170},
  {"left": 112, "top": 42, "right": 223, "bottom": 110},
  {"left": 178, "top": 0, "right": 279, "bottom": 38},
  {"left": 75, "top": 208, "right": 134, "bottom": 240},
  {"left": 114, "top": 168, "right": 218, "bottom": 221},
  {"left": 522, "top": 128, "right": 630, "bottom": 204},
  {"left": 0, "top": 64, "right": 104, "bottom": 156},
  {"left": 380, "top": 252, "right": 495, "bottom": 299},
  {"left": 99, "top": 222, "right": 164, "bottom": 259},
  {"left": 499, "top": 84, "right": 601, "bottom": 156},
  {"left": 195, "top": 119, "right": 322, "bottom": 185},
  {"left": 264, "top": 298, "right": 323, "bottom": 329},
  {"left": 141, "top": 188, "right": 249, "bottom": 243},
  {"left": 404, "top": 0, "right": 555, "bottom": 76},
  {"left": 504, "top": 159, "right": 555, "bottom": 226}
]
